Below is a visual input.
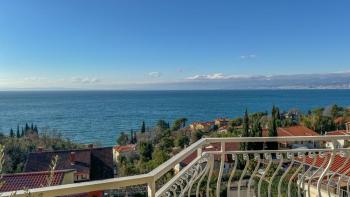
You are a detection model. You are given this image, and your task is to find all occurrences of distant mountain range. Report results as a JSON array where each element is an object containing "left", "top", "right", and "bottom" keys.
[{"left": 134, "top": 72, "right": 350, "bottom": 90}]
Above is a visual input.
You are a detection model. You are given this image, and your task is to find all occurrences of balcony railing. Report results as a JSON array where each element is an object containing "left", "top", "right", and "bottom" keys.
[{"left": 3, "top": 136, "right": 350, "bottom": 197}]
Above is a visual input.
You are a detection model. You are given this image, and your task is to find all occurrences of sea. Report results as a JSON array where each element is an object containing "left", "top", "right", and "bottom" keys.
[{"left": 0, "top": 90, "right": 350, "bottom": 146}]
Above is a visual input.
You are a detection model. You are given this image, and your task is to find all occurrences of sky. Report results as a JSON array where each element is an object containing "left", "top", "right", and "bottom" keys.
[{"left": 0, "top": 0, "right": 350, "bottom": 90}]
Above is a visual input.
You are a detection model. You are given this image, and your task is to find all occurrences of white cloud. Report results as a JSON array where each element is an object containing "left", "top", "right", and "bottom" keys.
[
  {"left": 240, "top": 54, "right": 256, "bottom": 59},
  {"left": 186, "top": 73, "right": 249, "bottom": 80},
  {"left": 71, "top": 77, "right": 100, "bottom": 84},
  {"left": 148, "top": 72, "right": 162, "bottom": 78},
  {"left": 24, "top": 77, "right": 47, "bottom": 82}
]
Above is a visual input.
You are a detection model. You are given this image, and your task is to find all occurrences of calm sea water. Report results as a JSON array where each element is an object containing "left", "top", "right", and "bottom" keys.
[{"left": 0, "top": 90, "right": 350, "bottom": 146}]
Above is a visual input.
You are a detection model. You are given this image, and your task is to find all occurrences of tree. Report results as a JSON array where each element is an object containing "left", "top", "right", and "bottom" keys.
[
  {"left": 117, "top": 132, "right": 129, "bottom": 145},
  {"left": 172, "top": 118, "right": 188, "bottom": 131},
  {"left": 9, "top": 129, "right": 14, "bottom": 138},
  {"left": 33, "top": 125, "right": 38, "bottom": 134},
  {"left": 130, "top": 130, "right": 135, "bottom": 144},
  {"left": 241, "top": 109, "right": 250, "bottom": 150},
  {"left": 175, "top": 135, "right": 190, "bottom": 148},
  {"left": 156, "top": 120, "right": 170, "bottom": 131},
  {"left": 25, "top": 123, "right": 30, "bottom": 134},
  {"left": 159, "top": 137, "right": 174, "bottom": 151},
  {"left": 21, "top": 127, "right": 24, "bottom": 137},
  {"left": 151, "top": 148, "right": 169, "bottom": 167},
  {"left": 267, "top": 106, "right": 278, "bottom": 150},
  {"left": 139, "top": 142, "right": 154, "bottom": 162},
  {"left": 180, "top": 118, "right": 188, "bottom": 128},
  {"left": 251, "top": 120, "right": 263, "bottom": 150},
  {"left": 141, "top": 121, "right": 146, "bottom": 133},
  {"left": 230, "top": 117, "right": 243, "bottom": 127},
  {"left": 191, "top": 130, "right": 203, "bottom": 143},
  {"left": 16, "top": 125, "right": 20, "bottom": 138}
]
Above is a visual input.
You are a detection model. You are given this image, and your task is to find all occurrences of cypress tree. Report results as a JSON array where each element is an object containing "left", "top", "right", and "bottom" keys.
[
  {"left": 33, "top": 125, "right": 38, "bottom": 134},
  {"left": 16, "top": 125, "right": 20, "bottom": 138},
  {"left": 267, "top": 106, "right": 278, "bottom": 150},
  {"left": 10, "top": 128, "right": 14, "bottom": 138},
  {"left": 241, "top": 109, "right": 250, "bottom": 150},
  {"left": 21, "top": 127, "right": 25, "bottom": 137},
  {"left": 141, "top": 121, "right": 146, "bottom": 133},
  {"left": 130, "top": 130, "right": 134, "bottom": 144},
  {"left": 133, "top": 131, "right": 137, "bottom": 143},
  {"left": 25, "top": 123, "right": 29, "bottom": 133},
  {"left": 251, "top": 120, "right": 263, "bottom": 150}
]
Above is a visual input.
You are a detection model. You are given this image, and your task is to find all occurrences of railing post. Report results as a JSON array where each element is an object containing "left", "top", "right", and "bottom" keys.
[
  {"left": 148, "top": 180, "right": 156, "bottom": 197},
  {"left": 216, "top": 142, "right": 225, "bottom": 197},
  {"left": 197, "top": 147, "right": 202, "bottom": 157}
]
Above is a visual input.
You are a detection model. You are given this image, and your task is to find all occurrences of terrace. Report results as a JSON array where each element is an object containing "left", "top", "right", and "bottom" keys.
[{"left": 3, "top": 136, "right": 350, "bottom": 197}]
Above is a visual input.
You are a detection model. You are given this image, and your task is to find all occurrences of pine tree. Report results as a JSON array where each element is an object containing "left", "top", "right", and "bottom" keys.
[
  {"left": 10, "top": 128, "right": 14, "bottom": 138},
  {"left": 141, "top": 121, "right": 146, "bottom": 133}
]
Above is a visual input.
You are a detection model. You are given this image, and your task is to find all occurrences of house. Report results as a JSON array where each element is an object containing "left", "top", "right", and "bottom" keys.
[
  {"left": 0, "top": 170, "right": 75, "bottom": 192},
  {"left": 295, "top": 153, "right": 350, "bottom": 196},
  {"left": 215, "top": 118, "right": 230, "bottom": 127},
  {"left": 218, "top": 125, "right": 229, "bottom": 133},
  {"left": 189, "top": 121, "right": 215, "bottom": 131},
  {"left": 281, "top": 109, "right": 301, "bottom": 123},
  {"left": 24, "top": 146, "right": 114, "bottom": 183},
  {"left": 177, "top": 142, "right": 239, "bottom": 173},
  {"left": 113, "top": 144, "right": 137, "bottom": 163},
  {"left": 325, "top": 123, "right": 350, "bottom": 148},
  {"left": 325, "top": 130, "right": 349, "bottom": 148},
  {"left": 263, "top": 125, "right": 320, "bottom": 148}
]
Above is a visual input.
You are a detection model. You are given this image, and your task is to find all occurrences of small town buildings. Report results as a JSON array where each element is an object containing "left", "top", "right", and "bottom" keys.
[
  {"left": 189, "top": 121, "right": 215, "bottom": 131},
  {"left": 218, "top": 125, "right": 229, "bottom": 133},
  {"left": 325, "top": 123, "right": 350, "bottom": 148},
  {"left": 215, "top": 118, "right": 230, "bottom": 127},
  {"left": 263, "top": 125, "right": 320, "bottom": 148},
  {"left": 0, "top": 170, "right": 75, "bottom": 192},
  {"left": 113, "top": 144, "right": 137, "bottom": 163},
  {"left": 177, "top": 142, "right": 239, "bottom": 173},
  {"left": 25, "top": 147, "right": 114, "bottom": 183},
  {"left": 325, "top": 130, "right": 349, "bottom": 148},
  {"left": 295, "top": 153, "right": 350, "bottom": 196}
]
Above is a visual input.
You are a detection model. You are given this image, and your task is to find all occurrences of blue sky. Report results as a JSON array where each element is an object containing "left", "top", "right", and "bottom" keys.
[{"left": 0, "top": 0, "right": 350, "bottom": 89}]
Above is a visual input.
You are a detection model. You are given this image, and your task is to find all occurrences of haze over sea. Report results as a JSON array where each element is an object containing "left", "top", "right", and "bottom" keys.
[{"left": 0, "top": 90, "right": 350, "bottom": 146}]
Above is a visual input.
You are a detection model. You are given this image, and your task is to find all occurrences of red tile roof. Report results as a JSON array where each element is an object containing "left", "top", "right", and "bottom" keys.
[
  {"left": 326, "top": 130, "right": 348, "bottom": 136},
  {"left": 296, "top": 154, "right": 350, "bottom": 176},
  {"left": 0, "top": 170, "right": 73, "bottom": 192},
  {"left": 262, "top": 126, "right": 319, "bottom": 137},
  {"left": 114, "top": 144, "right": 136, "bottom": 152},
  {"left": 181, "top": 142, "right": 239, "bottom": 165},
  {"left": 278, "top": 126, "right": 319, "bottom": 136}
]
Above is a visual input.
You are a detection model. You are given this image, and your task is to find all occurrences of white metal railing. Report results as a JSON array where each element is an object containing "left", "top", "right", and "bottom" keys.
[{"left": 3, "top": 136, "right": 350, "bottom": 197}]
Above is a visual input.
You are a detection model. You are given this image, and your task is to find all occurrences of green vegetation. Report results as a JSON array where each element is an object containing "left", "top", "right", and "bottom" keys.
[
  {"left": 116, "top": 104, "right": 350, "bottom": 181},
  {"left": 300, "top": 104, "right": 349, "bottom": 134},
  {"left": 0, "top": 123, "right": 83, "bottom": 173}
]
